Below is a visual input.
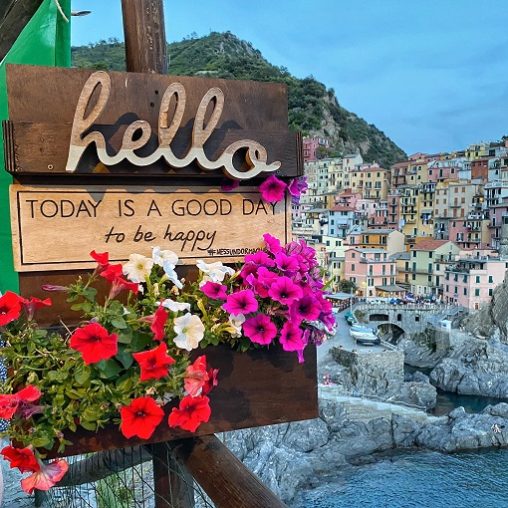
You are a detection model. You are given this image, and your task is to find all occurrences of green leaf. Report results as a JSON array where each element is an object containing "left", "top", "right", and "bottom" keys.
[
  {"left": 74, "top": 366, "right": 91, "bottom": 385},
  {"left": 116, "top": 349, "right": 133, "bottom": 369},
  {"left": 111, "top": 317, "right": 128, "bottom": 329},
  {"left": 96, "top": 359, "right": 123, "bottom": 379},
  {"left": 117, "top": 331, "right": 132, "bottom": 345},
  {"left": 80, "top": 420, "right": 98, "bottom": 432}
]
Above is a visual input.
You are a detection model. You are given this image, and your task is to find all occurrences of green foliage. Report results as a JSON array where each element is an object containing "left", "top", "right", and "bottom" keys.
[
  {"left": 71, "top": 32, "right": 406, "bottom": 167},
  {"left": 338, "top": 279, "right": 357, "bottom": 293}
]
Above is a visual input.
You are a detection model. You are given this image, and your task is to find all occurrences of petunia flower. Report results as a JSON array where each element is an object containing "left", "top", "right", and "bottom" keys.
[
  {"left": 0, "top": 291, "right": 23, "bottom": 327},
  {"left": 70, "top": 322, "right": 118, "bottom": 365},
  {"left": 263, "top": 233, "right": 283, "bottom": 254},
  {"left": 159, "top": 298, "right": 191, "bottom": 312},
  {"left": 162, "top": 260, "right": 183, "bottom": 289},
  {"left": 120, "top": 396, "right": 164, "bottom": 440},
  {"left": 173, "top": 313, "right": 205, "bottom": 351},
  {"left": 21, "top": 459, "right": 68, "bottom": 494},
  {"left": 259, "top": 175, "right": 287, "bottom": 204},
  {"left": 244, "top": 251, "right": 275, "bottom": 268},
  {"left": 222, "top": 290, "right": 258, "bottom": 316},
  {"left": 279, "top": 322, "right": 306, "bottom": 362},
  {"left": 274, "top": 252, "right": 300, "bottom": 272},
  {"left": 133, "top": 343, "right": 175, "bottom": 381},
  {"left": 90, "top": 250, "right": 109, "bottom": 270},
  {"left": 150, "top": 306, "right": 168, "bottom": 341},
  {"left": 227, "top": 313, "right": 245, "bottom": 338},
  {"left": 242, "top": 314, "right": 277, "bottom": 345},
  {"left": 101, "top": 264, "right": 140, "bottom": 298},
  {"left": 123, "top": 253, "right": 154, "bottom": 283},
  {"left": 288, "top": 176, "right": 308, "bottom": 203},
  {"left": 289, "top": 293, "right": 321, "bottom": 323},
  {"left": 196, "top": 260, "right": 235, "bottom": 283},
  {"left": 184, "top": 356, "right": 209, "bottom": 397},
  {"left": 268, "top": 276, "right": 303, "bottom": 306},
  {"left": 152, "top": 246, "right": 179, "bottom": 267},
  {"left": 200, "top": 281, "right": 228, "bottom": 300},
  {"left": 22, "top": 296, "right": 52, "bottom": 320},
  {"left": 168, "top": 395, "right": 211, "bottom": 433},
  {"left": 1, "top": 446, "right": 40, "bottom": 474},
  {"left": 202, "top": 367, "right": 219, "bottom": 396},
  {"left": 0, "top": 385, "right": 42, "bottom": 420}
]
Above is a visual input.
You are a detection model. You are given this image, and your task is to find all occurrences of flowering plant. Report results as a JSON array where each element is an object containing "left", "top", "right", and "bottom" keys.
[{"left": 0, "top": 234, "right": 334, "bottom": 493}]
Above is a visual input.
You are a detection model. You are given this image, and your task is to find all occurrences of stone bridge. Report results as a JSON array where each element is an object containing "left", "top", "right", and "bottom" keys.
[{"left": 354, "top": 303, "right": 455, "bottom": 342}]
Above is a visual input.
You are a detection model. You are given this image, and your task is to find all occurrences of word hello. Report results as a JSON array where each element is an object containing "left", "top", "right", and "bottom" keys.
[{"left": 65, "top": 71, "right": 281, "bottom": 180}]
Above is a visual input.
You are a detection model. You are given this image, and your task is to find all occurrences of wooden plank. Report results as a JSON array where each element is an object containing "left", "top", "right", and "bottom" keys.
[
  {"left": 45, "top": 344, "right": 317, "bottom": 458},
  {"left": 0, "top": 0, "right": 44, "bottom": 61},
  {"left": 3, "top": 121, "right": 302, "bottom": 178},
  {"left": 9, "top": 184, "right": 291, "bottom": 272},
  {"left": 170, "top": 435, "right": 287, "bottom": 508},
  {"left": 121, "top": 0, "right": 168, "bottom": 74}
]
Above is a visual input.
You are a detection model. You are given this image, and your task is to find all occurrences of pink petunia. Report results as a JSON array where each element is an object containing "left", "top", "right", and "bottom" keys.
[
  {"left": 279, "top": 322, "right": 306, "bottom": 362},
  {"left": 289, "top": 293, "right": 321, "bottom": 323},
  {"left": 201, "top": 281, "right": 228, "bottom": 300},
  {"left": 242, "top": 314, "right": 277, "bottom": 345},
  {"left": 268, "top": 276, "right": 303, "bottom": 306},
  {"left": 244, "top": 251, "right": 275, "bottom": 267},
  {"left": 274, "top": 252, "right": 300, "bottom": 272},
  {"left": 222, "top": 289, "right": 258, "bottom": 316},
  {"left": 263, "top": 233, "right": 283, "bottom": 254},
  {"left": 288, "top": 177, "right": 308, "bottom": 203},
  {"left": 259, "top": 175, "right": 287, "bottom": 204}
]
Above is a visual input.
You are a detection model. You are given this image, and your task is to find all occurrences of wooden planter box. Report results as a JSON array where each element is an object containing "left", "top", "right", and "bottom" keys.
[{"left": 45, "top": 344, "right": 317, "bottom": 459}]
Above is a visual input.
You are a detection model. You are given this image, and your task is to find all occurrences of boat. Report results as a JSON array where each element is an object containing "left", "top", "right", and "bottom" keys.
[{"left": 349, "top": 325, "right": 380, "bottom": 345}]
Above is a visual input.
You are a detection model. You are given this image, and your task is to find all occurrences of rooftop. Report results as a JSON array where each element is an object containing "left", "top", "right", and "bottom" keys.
[{"left": 413, "top": 238, "right": 454, "bottom": 251}]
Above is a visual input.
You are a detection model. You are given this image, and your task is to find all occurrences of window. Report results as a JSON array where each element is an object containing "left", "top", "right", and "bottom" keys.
[
  {"left": 412, "top": 274, "right": 416, "bottom": 281},
  {"left": 476, "top": 276, "right": 480, "bottom": 284},
  {"left": 351, "top": 252, "right": 356, "bottom": 258},
  {"left": 351, "top": 264, "right": 355, "bottom": 271},
  {"left": 415, "top": 315, "right": 420, "bottom": 322},
  {"left": 463, "top": 288, "right": 467, "bottom": 296},
  {"left": 489, "top": 289, "right": 493, "bottom": 297},
  {"left": 475, "top": 288, "right": 480, "bottom": 297},
  {"left": 397, "top": 314, "right": 402, "bottom": 322},
  {"left": 412, "top": 251, "right": 417, "bottom": 258},
  {"left": 428, "top": 263, "right": 432, "bottom": 273},
  {"left": 429, "top": 252, "right": 433, "bottom": 258},
  {"left": 489, "top": 276, "right": 493, "bottom": 283}
]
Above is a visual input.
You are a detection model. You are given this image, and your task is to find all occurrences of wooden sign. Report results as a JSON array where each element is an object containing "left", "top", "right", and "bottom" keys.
[
  {"left": 10, "top": 184, "right": 289, "bottom": 272},
  {"left": 3, "top": 65, "right": 303, "bottom": 178}
]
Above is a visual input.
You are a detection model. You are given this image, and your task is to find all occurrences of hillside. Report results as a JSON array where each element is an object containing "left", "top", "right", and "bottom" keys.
[{"left": 72, "top": 32, "right": 406, "bottom": 167}]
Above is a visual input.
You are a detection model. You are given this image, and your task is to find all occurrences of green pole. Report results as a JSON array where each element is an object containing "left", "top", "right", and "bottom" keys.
[{"left": 0, "top": 0, "right": 71, "bottom": 293}]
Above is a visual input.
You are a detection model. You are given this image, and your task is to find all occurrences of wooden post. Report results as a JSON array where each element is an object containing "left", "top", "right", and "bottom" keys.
[
  {"left": 120, "top": 1, "right": 194, "bottom": 506},
  {"left": 121, "top": 0, "right": 168, "bottom": 74}
]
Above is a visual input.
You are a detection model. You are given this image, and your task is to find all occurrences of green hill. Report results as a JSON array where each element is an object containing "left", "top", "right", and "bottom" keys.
[{"left": 72, "top": 32, "right": 406, "bottom": 167}]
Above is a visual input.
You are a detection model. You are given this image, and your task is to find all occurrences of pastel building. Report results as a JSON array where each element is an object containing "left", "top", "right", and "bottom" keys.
[
  {"left": 443, "top": 256, "right": 507, "bottom": 310},
  {"left": 346, "top": 228, "right": 405, "bottom": 254},
  {"left": 344, "top": 248, "right": 397, "bottom": 298}
]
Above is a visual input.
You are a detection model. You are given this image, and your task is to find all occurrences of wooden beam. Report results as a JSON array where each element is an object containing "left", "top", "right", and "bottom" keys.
[
  {"left": 0, "top": 0, "right": 44, "bottom": 61},
  {"left": 121, "top": 0, "right": 168, "bottom": 74},
  {"left": 170, "top": 435, "right": 288, "bottom": 508}
]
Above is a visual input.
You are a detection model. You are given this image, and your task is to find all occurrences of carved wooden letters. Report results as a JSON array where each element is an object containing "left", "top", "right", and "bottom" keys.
[{"left": 66, "top": 71, "right": 281, "bottom": 180}]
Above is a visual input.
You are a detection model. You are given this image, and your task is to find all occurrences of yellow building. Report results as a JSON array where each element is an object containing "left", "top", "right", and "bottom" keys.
[
  {"left": 347, "top": 228, "right": 405, "bottom": 254},
  {"left": 350, "top": 163, "right": 389, "bottom": 200}
]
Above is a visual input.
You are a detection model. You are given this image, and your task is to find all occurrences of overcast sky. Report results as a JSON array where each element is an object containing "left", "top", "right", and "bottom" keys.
[{"left": 71, "top": 0, "right": 508, "bottom": 155}]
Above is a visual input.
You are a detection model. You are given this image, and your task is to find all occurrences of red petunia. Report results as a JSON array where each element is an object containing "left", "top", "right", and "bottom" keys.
[
  {"left": 0, "top": 385, "right": 42, "bottom": 420},
  {"left": 202, "top": 367, "right": 219, "bottom": 396},
  {"left": 120, "top": 397, "right": 164, "bottom": 440},
  {"left": 23, "top": 296, "right": 52, "bottom": 320},
  {"left": 0, "top": 291, "right": 23, "bottom": 326},
  {"left": 184, "top": 356, "right": 209, "bottom": 397},
  {"left": 90, "top": 250, "right": 109, "bottom": 270},
  {"left": 21, "top": 459, "right": 68, "bottom": 493},
  {"left": 101, "top": 264, "right": 139, "bottom": 298},
  {"left": 133, "top": 343, "right": 175, "bottom": 381},
  {"left": 168, "top": 395, "right": 211, "bottom": 433},
  {"left": 1, "top": 446, "right": 40, "bottom": 473},
  {"left": 70, "top": 323, "right": 118, "bottom": 365},
  {"left": 150, "top": 306, "right": 168, "bottom": 341}
]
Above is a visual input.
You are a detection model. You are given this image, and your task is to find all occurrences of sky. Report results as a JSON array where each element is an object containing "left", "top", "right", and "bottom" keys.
[{"left": 71, "top": 0, "right": 508, "bottom": 155}]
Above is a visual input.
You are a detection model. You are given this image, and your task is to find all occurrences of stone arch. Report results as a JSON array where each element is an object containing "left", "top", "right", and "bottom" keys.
[{"left": 377, "top": 323, "right": 405, "bottom": 344}]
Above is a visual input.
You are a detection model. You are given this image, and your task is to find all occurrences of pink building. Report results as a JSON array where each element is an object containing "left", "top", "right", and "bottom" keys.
[
  {"left": 335, "top": 190, "right": 361, "bottom": 209},
  {"left": 427, "top": 161, "right": 460, "bottom": 182},
  {"left": 448, "top": 214, "right": 490, "bottom": 250},
  {"left": 343, "top": 248, "right": 397, "bottom": 298},
  {"left": 443, "top": 256, "right": 507, "bottom": 310},
  {"left": 490, "top": 197, "right": 508, "bottom": 250},
  {"left": 302, "top": 136, "right": 329, "bottom": 162}
]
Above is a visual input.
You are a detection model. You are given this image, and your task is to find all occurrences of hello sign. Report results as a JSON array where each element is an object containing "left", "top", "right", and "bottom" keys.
[{"left": 3, "top": 65, "right": 302, "bottom": 273}]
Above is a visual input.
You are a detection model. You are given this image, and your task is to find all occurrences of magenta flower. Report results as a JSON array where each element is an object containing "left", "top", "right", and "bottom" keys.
[
  {"left": 201, "top": 281, "right": 228, "bottom": 300},
  {"left": 240, "top": 262, "right": 258, "bottom": 281},
  {"left": 268, "top": 276, "right": 303, "bottom": 306},
  {"left": 257, "top": 267, "right": 279, "bottom": 287},
  {"left": 289, "top": 293, "right": 321, "bottom": 323},
  {"left": 245, "top": 251, "right": 275, "bottom": 268},
  {"left": 288, "top": 177, "right": 308, "bottom": 204},
  {"left": 245, "top": 274, "right": 270, "bottom": 298},
  {"left": 263, "top": 233, "right": 283, "bottom": 254},
  {"left": 243, "top": 314, "right": 277, "bottom": 345},
  {"left": 279, "top": 322, "right": 306, "bottom": 354},
  {"left": 221, "top": 179, "right": 240, "bottom": 192},
  {"left": 259, "top": 175, "right": 287, "bottom": 204},
  {"left": 222, "top": 289, "right": 258, "bottom": 316},
  {"left": 274, "top": 252, "right": 300, "bottom": 272}
]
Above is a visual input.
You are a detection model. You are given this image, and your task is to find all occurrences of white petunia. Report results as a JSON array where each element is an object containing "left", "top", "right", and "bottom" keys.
[
  {"left": 123, "top": 254, "right": 154, "bottom": 283},
  {"left": 228, "top": 313, "right": 245, "bottom": 338},
  {"left": 152, "top": 246, "right": 179, "bottom": 267},
  {"left": 173, "top": 313, "right": 205, "bottom": 351},
  {"left": 159, "top": 298, "right": 191, "bottom": 313},
  {"left": 196, "top": 259, "right": 235, "bottom": 283},
  {"left": 163, "top": 260, "right": 183, "bottom": 289}
]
